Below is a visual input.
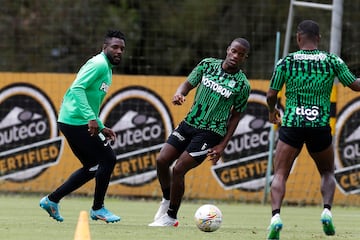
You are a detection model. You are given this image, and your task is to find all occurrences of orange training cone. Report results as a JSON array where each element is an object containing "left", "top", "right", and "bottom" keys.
[{"left": 74, "top": 211, "right": 91, "bottom": 240}]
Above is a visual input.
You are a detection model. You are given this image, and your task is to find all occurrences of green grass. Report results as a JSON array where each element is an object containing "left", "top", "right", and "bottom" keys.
[{"left": 0, "top": 194, "right": 359, "bottom": 240}]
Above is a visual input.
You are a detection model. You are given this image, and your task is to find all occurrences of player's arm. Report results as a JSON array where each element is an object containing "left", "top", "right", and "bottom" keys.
[
  {"left": 335, "top": 56, "right": 360, "bottom": 92},
  {"left": 172, "top": 80, "right": 196, "bottom": 105},
  {"left": 173, "top": 59, "right": 204, "bottom": 105},
  {"left": 266, "top": 88, "right": 281, "bottom": 125},
  {"left": 73, "top": 62, "right": 105, "bottom": 135},
  {"left": 347, "top": 78, "right": 360, "bottom": 91},
  {"left": 267, "top": 60, "right": 284, "bottom": 125},
  {"left": 218, "top": 109, "right": 242, "bottom": 148}
]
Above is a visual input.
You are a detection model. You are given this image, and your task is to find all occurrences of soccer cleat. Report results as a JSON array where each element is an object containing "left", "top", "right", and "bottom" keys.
[
  {"left": 267, "top": 214, "right": 283, "bottom": 240},
  {"left": 148, "top": 213, "right": 179, "bottom": 227},
  {"left": 321, "top": 209, "right": 335, "bottom": 236},
  {"left": 153, "top": 198, "right": 170, "bottom": 221},
  {"left": 39, "top": 196, "right": 64, "bottom": 222},
  {"left": 90, "top": 207, "right": 121, "bottom": 223}
]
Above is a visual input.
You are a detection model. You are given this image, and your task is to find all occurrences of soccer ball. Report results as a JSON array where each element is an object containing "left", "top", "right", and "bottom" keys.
[{"left": 194, "top": 204, "right": 222, "bottom": 232}]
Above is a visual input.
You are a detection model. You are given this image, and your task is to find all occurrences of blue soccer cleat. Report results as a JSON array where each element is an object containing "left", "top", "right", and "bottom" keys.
[
  {"left": 39, "top": 196, "right": 64, "bottom": 222},
  {"left": 90, "top": 207, "right": 121, "bottom": 223}
]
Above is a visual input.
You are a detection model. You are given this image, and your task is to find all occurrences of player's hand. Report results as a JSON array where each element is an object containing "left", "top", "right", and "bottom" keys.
[
  {"left": 172, "top": 93, "right": 186, "bottom": 105},
  {"left": 88, "top": 120, "right": 99, "bottom": 136},
  {"left": 101, "top": 128, "right": 116, "bottom": 142},
  {"left": 268, "top": 108, "right": 282, "bottom": 126},
  {"left": 207, "top": 147, "right": 222, "bottom": 165}
]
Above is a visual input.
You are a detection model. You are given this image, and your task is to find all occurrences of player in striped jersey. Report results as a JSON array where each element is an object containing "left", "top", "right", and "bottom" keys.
[
  {"left": 149, "top": 38, "right": 251, "bottom": 227},
  {"left": 266, "top": 20, "right": 360, "bottom": 239}
]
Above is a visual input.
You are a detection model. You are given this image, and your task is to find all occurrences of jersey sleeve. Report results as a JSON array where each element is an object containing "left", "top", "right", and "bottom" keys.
[
  {"left": 333, "top": 55, "right": 357, "bottom": 86},
  {"left": 269, "top": 58, "right": 286, "bottom": 91},
  {"left": 186, "top": 59, "right": 208, "bottom": 86}
]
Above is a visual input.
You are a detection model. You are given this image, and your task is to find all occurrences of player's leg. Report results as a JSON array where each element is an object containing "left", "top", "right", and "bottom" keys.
[
  {"left": 271, "top": 127, "right": 303, "bottom": 212},
  {"left": 151, "top": 143, "right": 182, "bottom": 221},
  {"left": 149, "top": 151, "right": 199, "bottom": 227},
  {"left": 149, "top": 124, "right": 221, "bottom": 227},
  {"left": 267, "top": 140, "right": 300, "bottom": 239},
  {"left": 306, "top": 126, "right": 335, "bottom": 235},
  {"left": 267, "top": 127, "right": 302, "bottom": 240},
  {"left": 49, "top": 124, "right": 98, "bottom": 201},
  {"left": 40, "top": 123, "right": 98, "bottom": 222},
  {"left": 271, "top": 140, "right": 301, "bottom": 210},
  {"left": 156, "top": 121, "right": 190, "bottom": 199},
  {"left": 166, "top": 127, "right": 222, "bottom": 222},
  {"left": 150, "top": 122, "right": 188, "bottom": 223},
  {"left": 92, "top": 144, "right": 116, "bottom": 209},
  {"left": 156, "top": 143, "right": 182, "bottom": 200},
  {"left": 309, "top": 147, "right": 335, "bottom": 209},
  {"left": 89, "top": 142, "right": 120, "bottom": 223},
  {"left": 168, "top": 151, "right": 200, "bottom": 217}
]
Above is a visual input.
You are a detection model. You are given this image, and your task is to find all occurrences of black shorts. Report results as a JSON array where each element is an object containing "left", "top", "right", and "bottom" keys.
[
  {"left": 279, "top": 126, "right": 332, "bottom": 153},
  {"left": 58, "top": 122, "right": 116, "bottom": 169},
  {"left": 167, "top": 121, "right": 223, "bottom": 163}
]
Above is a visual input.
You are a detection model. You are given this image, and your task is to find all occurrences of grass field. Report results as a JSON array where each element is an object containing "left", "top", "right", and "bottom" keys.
[{"left": 0, "top": 194, "right": 359, "bottom": 240}]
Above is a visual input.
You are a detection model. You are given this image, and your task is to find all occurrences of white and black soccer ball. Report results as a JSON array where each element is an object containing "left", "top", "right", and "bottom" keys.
[{"left": 194, "top": 204, "right": 222, "bottom": 232}]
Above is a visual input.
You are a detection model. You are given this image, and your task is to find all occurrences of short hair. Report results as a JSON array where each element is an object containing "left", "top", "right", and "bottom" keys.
[
  {"left": 232, "top": 38, "right": 250, "bottom": 52},
  {"left": 104, "top": 30, "right": 126, "bottom": 43},
  {"left": 297, "top": 20, "right": 320, "bottom": 37}
]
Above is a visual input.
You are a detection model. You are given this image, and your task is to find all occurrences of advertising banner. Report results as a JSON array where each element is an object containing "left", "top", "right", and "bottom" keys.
[{"left": 1, "top": 73, "right": 359, "bottom": 205}]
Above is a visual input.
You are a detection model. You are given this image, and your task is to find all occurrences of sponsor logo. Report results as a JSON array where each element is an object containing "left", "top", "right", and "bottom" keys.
[
  {"left": 201, "top": 143, "right": 208, "bottom": 151},
  {"left": 100, "top": 82, "right": 110, "bottom": 93},
  {"left": 211, "top": 90, "right": 284, "bottom": 191},
  {"left": 0, "top": 83, "right": 63, "bottom": 181},
  {"left": 293, "top": 53, "right": 327, "bottom": 61},
  {"left": 172, "top": 130, "right": 185, "bottom": 141},
  {"left": 295, "top": 106, "right": 319, "bottom": 121},
  {"left": 334, "top": 98, "right": 360, "bottom": 194},
  {"left": 99, "top": 86, "right": 173, "bottom": 186},
  {"left": 202, "top": 76, "right": 232, "bottom": 98}
]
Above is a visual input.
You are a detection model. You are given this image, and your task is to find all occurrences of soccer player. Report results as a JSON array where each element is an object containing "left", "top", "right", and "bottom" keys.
[
  {"left": 148, "top": 38, "right": 251, "bottom": 227},
  {"left": 39, "top": 30, "right": 126, "bottom": 223},
  {"left": 266, "top": 20, "right": 360, "bottom": 239}
]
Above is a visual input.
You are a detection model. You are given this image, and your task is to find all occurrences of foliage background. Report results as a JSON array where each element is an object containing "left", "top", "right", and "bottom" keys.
[{"left": 0, "top": 0, "right": 359, "bottom": 78}]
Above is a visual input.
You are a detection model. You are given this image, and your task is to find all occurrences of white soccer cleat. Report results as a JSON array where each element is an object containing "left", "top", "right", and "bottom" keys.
[
  {"left": 153, "top": 198, "right": 170, "bottom": 221},
  {"left": 148, "top": 213, "right": 179, "bottom": 227}
]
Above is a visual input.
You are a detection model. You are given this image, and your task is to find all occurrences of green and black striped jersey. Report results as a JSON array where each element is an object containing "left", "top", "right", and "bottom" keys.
[
  {"left": 270, "top": 49, "right": 356, "bottom": 127},
  {"left": 184, "top": 58, "right": 251, "bottom": 136}
]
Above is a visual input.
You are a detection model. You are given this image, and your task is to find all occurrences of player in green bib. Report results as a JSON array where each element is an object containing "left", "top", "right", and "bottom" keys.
[
  {"left": 149, "top": 38, "right": 251, "bottom": 227},
  {"left": 40, "top": 30, "right": 125, "bottom": 223},
  {"left": 266, "top": 20, "right": 360, "bottom": 240}
]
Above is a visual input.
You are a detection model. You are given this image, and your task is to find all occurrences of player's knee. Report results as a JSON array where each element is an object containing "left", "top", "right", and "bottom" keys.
[
  {"left": 156, "top": 155, "right": 173, "bottom": 169},
  {"left": 172, "top": 165, "right": 187, "bottom": 178}
]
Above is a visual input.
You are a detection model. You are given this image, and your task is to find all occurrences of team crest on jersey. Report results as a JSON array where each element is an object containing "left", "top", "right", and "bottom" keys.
[
  {"left": 100, "top": 82, "right": 109, "bottom": 92},
  {"left": 0, "top": 83, "right": 64, "bottom": 182},
  {"left": 228, "top": 80, "right": 236, "bottom": 88},
  {"left": 99, "top": 86, "right": 173, "bottom": 186},
  {"left": 334, "top": 97, "right": 360, "bottom": 194}
]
